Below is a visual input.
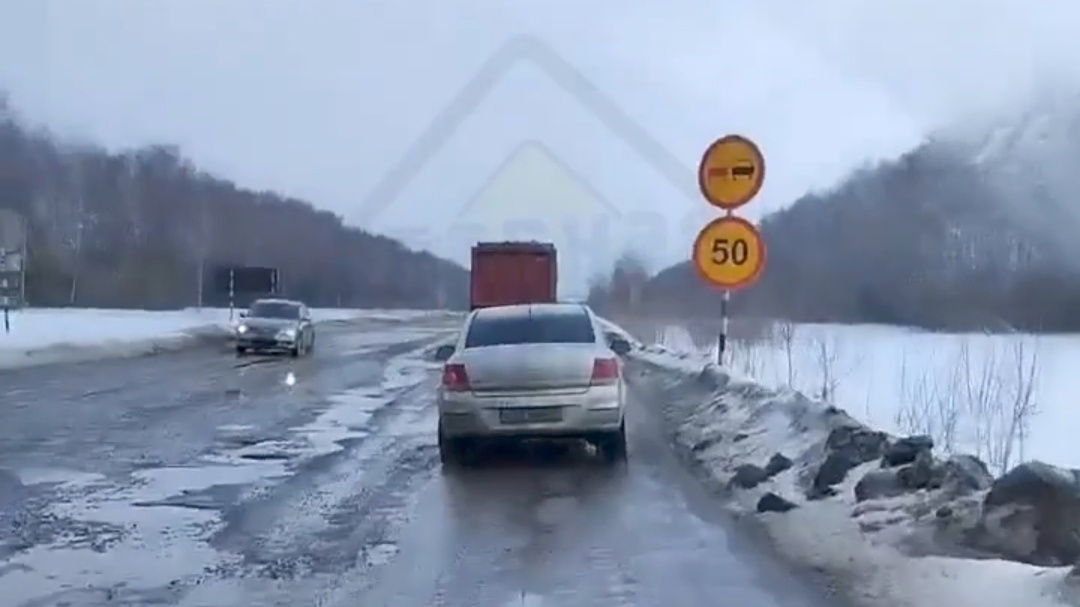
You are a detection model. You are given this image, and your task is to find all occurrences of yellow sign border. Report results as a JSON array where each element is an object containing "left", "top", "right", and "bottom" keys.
[
  {"left": 691, "top": 215, "right": 766, "bottom": 290},
  {"left": 696, "top": 134, "right": 766, "bottom": 210}
]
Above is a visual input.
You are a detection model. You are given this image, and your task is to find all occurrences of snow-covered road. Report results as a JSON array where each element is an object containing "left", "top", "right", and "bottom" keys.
[{"left": 0, "top": 312, "right": 842, "bottom": 607}]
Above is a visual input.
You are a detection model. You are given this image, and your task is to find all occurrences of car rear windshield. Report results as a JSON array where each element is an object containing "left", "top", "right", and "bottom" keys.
[
  {"left": 249, "top": 302, "right": 300, "bottom": 319},
  {"left": 464, "top": 312, "right": 596, "bottom": 347}
]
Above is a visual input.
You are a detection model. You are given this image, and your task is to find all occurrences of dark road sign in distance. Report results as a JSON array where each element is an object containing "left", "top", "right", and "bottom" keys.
[{"left": 212, "top": 266, "right": 279, "bottom": 294}]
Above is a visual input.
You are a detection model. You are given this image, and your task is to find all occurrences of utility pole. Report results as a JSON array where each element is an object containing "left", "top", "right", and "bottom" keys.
[
  {"left": 1, "top": 247, "right": 8, "bottom": 333},
  {"left": 68, "top": 158, "right": 85, "bottom": 306},
  {"left": 196, "top": 195, "right": 208, "bottom": 310},
  {"left": 19, "top": 214, "right": 26, "bottom": 309},
  {"left": 68, "top": 217, "right": 84, "bottom": 306}
]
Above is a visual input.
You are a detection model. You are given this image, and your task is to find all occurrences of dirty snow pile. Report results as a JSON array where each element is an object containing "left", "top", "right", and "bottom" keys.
[
  {"left": 0, "top": 307, "right": 369, "bottom": 369},
  {"left": 614, "top": 327, "right": 1080, "bottom": 607}
]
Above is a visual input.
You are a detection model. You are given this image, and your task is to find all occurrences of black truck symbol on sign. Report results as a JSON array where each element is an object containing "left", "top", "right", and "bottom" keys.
[{"left": 707, "top": 160, "right": 756, "bottom": 181}]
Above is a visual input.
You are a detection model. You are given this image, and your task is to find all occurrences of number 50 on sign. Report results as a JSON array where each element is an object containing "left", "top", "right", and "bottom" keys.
[{"left": 691, "top": 216, "right": 766, "bottom": 290}]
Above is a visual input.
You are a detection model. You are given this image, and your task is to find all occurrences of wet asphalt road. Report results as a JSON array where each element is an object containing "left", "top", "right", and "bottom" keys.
[{"left": 0, "top": 313, "right": 839, "bottom": 607}]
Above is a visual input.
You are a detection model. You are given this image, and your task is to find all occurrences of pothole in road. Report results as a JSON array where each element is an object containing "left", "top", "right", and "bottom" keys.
[
  {"left": 239, "top": 452, "right": 292, "bottom": 461},
  {"left": 132, "top": 484, "right": 246, "bottom": 512},
  {"left": 359, "top": 541, "right": 399, "bottom": 568},
  {"left": 504, "top": 592, "right": 550, "bottom": 607}
]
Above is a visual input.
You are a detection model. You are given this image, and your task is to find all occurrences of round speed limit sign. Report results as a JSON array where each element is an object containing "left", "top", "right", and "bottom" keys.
[{"left": 691, "top": 216, "right": 766, "bottom": 290}]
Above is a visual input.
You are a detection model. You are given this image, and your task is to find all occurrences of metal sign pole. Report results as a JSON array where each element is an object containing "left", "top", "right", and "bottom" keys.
[
  {"left": 228, "top": 269, "right": 235, "bottom": 322},
  {"left": 0, "top": 247, "right": 8, "bottom": 332},
  {"left": 19, "top": 217, "right": 26, "bottom": 308},
  {"left": 718, "top": 289, "right": 730, "bottom": 365}
]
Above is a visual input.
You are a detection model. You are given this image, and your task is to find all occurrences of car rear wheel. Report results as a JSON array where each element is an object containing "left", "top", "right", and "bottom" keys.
[
  {"left": 438, "top": 421, "right": 474, "bottom": 468},
  {"left": 598, "top": 421, "right": 627, "bottom": 463}
]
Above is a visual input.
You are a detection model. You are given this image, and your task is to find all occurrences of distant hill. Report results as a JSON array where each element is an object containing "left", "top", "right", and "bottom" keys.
[
  {"left": 0, "top": 93, "right": 468, "bottom": 309},
  {"left": 641, "top": 92, "right": 1080, "bottom": 332}
]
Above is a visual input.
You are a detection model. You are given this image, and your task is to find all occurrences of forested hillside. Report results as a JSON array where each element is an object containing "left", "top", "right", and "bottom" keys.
[
  {"left": 0, "top": 94, "right": 468, "bottom": 309},
  {"left": 636, "top": 123, "right": 1080, "bottom": 332}
]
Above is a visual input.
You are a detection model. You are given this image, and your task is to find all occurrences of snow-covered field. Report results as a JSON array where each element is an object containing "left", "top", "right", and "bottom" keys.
[
  {"left": 617, "top": 320, "right": 1080, "bottom": 607},
  {"left": 657, "top": 323, "right": 1073, "bottom": 471},
  {"left": 0, "top": 307, "right": 438, "bottom": 369}
]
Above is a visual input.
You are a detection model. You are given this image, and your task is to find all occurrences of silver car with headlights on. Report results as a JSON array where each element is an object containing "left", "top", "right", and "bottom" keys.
[
  {"left": 234, "top": 298, "right": 315, "bottom": 357},
  {"left": 433, "top": 303, "right": 633, "bottom": 466}
]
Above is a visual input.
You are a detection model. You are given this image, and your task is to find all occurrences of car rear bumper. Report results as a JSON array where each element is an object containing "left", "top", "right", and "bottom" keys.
[{"left": 438, "top": 385, "right": 624, "bottom": 439}]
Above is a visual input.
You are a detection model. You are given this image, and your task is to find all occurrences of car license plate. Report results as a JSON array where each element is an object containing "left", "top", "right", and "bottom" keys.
[{"left": 498, "top": 407, "right": 562, "bottom": 424}]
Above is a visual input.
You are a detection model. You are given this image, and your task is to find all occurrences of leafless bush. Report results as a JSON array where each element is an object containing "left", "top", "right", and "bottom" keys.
[
  {"left": 894, "top": 349, "right": 962, "bottom": 453},
  {"left": 958, "top": 338, "right": 1002, "bottom": 466},
  {"left": 776, "top": 318, "right": 798, "bottom": 386},
  {"left": 728, "top": 337, "right": 768, "bottom": 378},
  {"left": 966, "top": 338, "right": 1040, "bottom": 474},
  {"left": 896, "top": 336, "right": 1041, "bottom": 474},
  {"left": 1004, "top": 339, "right": 1040, "bottom": 467},
  {"left": 813, "top": 333, "right": 841, "bottom": 401},
  {"left": 811, "top": 331, "right": 863, "bottom": 403}
]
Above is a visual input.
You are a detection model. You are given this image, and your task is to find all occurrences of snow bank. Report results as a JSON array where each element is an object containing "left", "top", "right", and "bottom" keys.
[
  {"left": 0, "top": 307, "right": 400, "bottom": 370},
  {"left": 612, "top": 322, "right": 1080, "bottom": 607}
]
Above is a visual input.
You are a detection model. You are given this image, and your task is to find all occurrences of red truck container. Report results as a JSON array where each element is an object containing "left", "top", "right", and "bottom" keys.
[{"left": 470, "top": 241, "right": 558, "bottom": 310}]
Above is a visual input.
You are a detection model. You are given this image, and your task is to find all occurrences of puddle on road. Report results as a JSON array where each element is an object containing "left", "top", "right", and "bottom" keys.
[
  {"left": 0, "top": 462, "right": 261, "bottom": 606},
  {"left": 382, "top": 352, "right": 438, "bottom": 391},
  {"left": 503, "top": 592, "right": 552, "bottom": 607},
  {"left": 0, "top": 347, "right": 443, "bottom": 605},
  {"left": 360, "top": 541, "right": 399, "bottom": 568},
  {"left": 13, "top": 467, "right": 106, "bottom": 488}
]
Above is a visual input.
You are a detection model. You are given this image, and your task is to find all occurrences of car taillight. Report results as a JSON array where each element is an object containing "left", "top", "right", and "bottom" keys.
[
  {"left": 591, "top": 358, "right": 619, "bottom": 384},
  {"left": 441, "top": 363, "right": 470, "bottom": 392}
]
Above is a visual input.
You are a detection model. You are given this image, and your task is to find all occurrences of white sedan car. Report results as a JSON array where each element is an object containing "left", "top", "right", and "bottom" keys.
[
  {"left": 234, "top": 298, "right": 315, "bottom": 357},
  {"left": 434, "top": 302, "right": 632, "bottom": 466}
]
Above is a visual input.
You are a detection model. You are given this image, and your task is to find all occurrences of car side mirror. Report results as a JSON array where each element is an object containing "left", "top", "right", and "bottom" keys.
[
  {"left": 239, "top": 311, "right": 248, "bottom": 318},
  {"left": 433, "top": 344, "right": 456, "bottom": 362},
  {"left": 609, "top": 337, "right": 631, "bottom": 356}
]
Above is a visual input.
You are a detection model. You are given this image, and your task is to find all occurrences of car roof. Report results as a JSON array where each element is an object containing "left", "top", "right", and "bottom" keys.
[
  {"left": 472, "top": 303, "right": 589, "bottom": 320},
  {"left": 252, "top": 298, "right": 300, "bottom": 306}
]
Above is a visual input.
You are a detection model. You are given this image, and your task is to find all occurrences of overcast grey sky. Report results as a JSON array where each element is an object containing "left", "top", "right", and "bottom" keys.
[{"left": 3, "top": 1, "right": 1078, "bottom": 294}]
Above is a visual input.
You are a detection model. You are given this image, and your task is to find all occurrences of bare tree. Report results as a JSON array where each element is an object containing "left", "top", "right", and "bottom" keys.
[
  {"left": 66, "top": 153, "right": 87, "bottom": 306},
  {"left": 776, "top": 318, "right": 798, "bottom": 386},
  {"left": 814, "top": 333, "right": 841, "bottom": 401},
  {"left": 729, "top": 336, "right": 766, "bottom": 379},
  {"left": 952, "top": 336, "right": 1041, "bottom": 474},
  {"left": 959, "top": 339, "right": 1003, "bottom": 467},
  {"left": 895, "top": 348, "right": 961, "bottom": 452},
  {"left": 810, "top": 330, "right": 865, "bottom": 403},
  {"left": 936, "top": 356, "right": 963, "bottom": 452},
  {"left": 1000, "top": 338, "right": 1040, "bottom": 471}
]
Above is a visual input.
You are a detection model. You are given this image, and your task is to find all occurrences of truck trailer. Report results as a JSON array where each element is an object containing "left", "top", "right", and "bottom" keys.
[{"left": 469, "top": 241, "right": 557, "bottom": 310}]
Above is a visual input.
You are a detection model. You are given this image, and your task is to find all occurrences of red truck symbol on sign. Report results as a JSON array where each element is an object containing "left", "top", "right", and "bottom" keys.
[{"left": 707, "top": 160, "right": 756, "bottom": 181}]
